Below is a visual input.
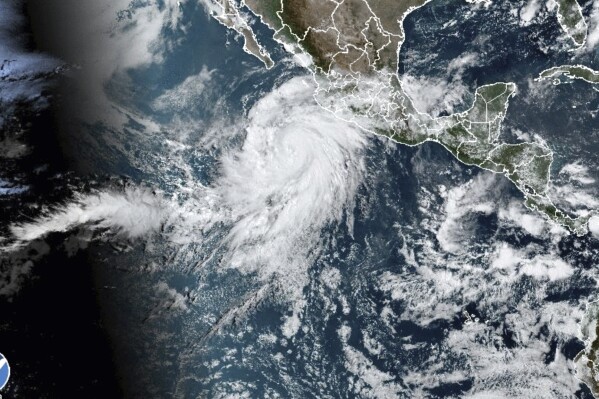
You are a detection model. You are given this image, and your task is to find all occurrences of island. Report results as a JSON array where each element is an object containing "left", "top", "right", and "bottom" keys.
[{"left": 537, "top": 64, "right": 599, "bottom": 84}]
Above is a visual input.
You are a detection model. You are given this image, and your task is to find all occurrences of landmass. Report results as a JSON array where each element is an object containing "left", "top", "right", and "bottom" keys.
[
  {"left": 576, "top": 302, "right": 599, "bottom": 397},
  {"left": 204, "top": 0, "right": 596, "bottom": 236},
  {"left": 552, "top": 0, "right": 587, "bottom": 46},
  {"left": 204, "top": 0, "right": 599, "bottom": 394},
  {"left": 537, "top": 64, "right": 599, "bottom": 84},
  {"left": 210, "top": 0, "right": 274, "bottom": 68}
]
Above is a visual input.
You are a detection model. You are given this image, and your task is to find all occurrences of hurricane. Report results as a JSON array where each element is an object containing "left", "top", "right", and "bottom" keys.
[
  {"left": 210, "top": 77, "right": 366, "bottom": 281},
  {"left": 3, "top": 77, "right": 368, "bottom": 306}
]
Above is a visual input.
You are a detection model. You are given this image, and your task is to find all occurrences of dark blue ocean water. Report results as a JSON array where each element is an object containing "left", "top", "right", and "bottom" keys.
[
  {"left": 5, "top": 0, "right": 598, "bottom": 397},
  {"left": 91, "top": 1, "right": 599, "bottom": 397}
]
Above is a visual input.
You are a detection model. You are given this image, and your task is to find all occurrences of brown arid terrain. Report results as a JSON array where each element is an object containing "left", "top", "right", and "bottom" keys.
[{"left": 208, "top": 0, "right": 597, "bottom": 236}]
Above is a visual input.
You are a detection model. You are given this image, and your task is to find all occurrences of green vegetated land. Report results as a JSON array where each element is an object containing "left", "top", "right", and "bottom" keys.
[
  {"left": 556, "top": 0, "right": 587, "bottom": 45},
  {"left": 539, "top": 64, "right": 599, "bottom": 84},
  {"left": 254, "top": 0, "right": 594, "bottom": 234},
  {"left": 215, "top": 0, "right": 596, "bottom": 235},
  {"left": 212, "top": 1, "right": 599, "bottom": 389},
  {"left": 575, "top": 302, "right": 599, "bottom": 397}
]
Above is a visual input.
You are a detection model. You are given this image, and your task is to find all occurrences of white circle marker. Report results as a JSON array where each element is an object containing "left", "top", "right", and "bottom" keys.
[{"left": 0, "top": 353, "right": 10, "bottom": 390}]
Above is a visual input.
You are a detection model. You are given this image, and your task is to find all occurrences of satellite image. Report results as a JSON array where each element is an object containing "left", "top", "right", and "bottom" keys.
[{"left": 2, "top": 0, "right": 599, "bottom": 397}]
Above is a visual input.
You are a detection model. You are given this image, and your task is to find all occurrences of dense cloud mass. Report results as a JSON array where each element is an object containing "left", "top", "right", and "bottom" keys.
[{"left": 4, "top": 77, "right": 367, "bottom": 301}]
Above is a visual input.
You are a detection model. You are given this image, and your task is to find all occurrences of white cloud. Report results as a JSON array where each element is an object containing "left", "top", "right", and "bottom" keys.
[
  {"left": 281, "top": 311, "right": 302, "bottom": 339},
  {"left": 0, "top": 1, "right": 61, "bottom": 115},
  {"left": 437, "top": 173, "right": 496, "bottom": 253},
  {"left": 374, "top": 165, "right": 586, "bottom": 397},
  {"left": 498, "top": 201, "right": 547, "bottom": 236},
  {"left": 0, "top": 241, "right": 49, "bottom": 297},
  {"left": 149, "top": 76, "right": 368, "bottom": 334},
  {"left": 401, "top": 52, "right": 478, "bottom": 117},
  {"left": 210, "top": 77, "right": 366, "bottom": 287},
  {"left": 589, "top": 215, "right": 599, "bottom": 238},
  {"left": 492, "top": 242, "right": 523, "bottom": 270},
  {"left": 559, "top": 162, "right": 596, "bottom": 185},
  {"left": 401, "top": 74, "right": 470, "bottom": 116},
  {"left": 520, "top": 0, "right": 541, "bottom": 26},
  {"left": 377, "top": 245, "right": 583, "bottom": 396},
  {"left": 9, "top": 186, "right": 167, "bottom": 244},
  {"left": 549, "top": 182, "right": 599, "bottom": 213},
  {"left": 584, "top": 0, "right": 599, "bottom": 49},
  {"left": 152, "top": 65, "right": 216, "bottom": 112},
  {"left": 338, "top": 324, "right": 405, "bottom": 398},
  {"left": 154, "top": 281, "right": 190, "bottom": 313},
  {"left": 465, "top": 0, "right": 492, "bottom": 6},
  {"left": 491, "top": 242, "right": 573, "bottom": 281},
  {"left": 520, "top": 254, "right": 574, "bottom": 281},
  {"left": 43, "top": 0, "right": 185, "bottom": 129},
  {"left": 446, "top": 302, "right": 583, "bottom": 397},
  {"left": 447, "top": 52, "right": 479, "bottom": 75},
  {"left": 3, "top": 76, "right": 367, "bottom": 309}
]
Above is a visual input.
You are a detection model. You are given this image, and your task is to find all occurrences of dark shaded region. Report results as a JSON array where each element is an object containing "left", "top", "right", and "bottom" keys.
[
  {"left": 426, "top": 379, "right": 473, "bottom": 397},
  {"left": 0, "top": 240, "right": 122, "bottom": 398},
  {"left": 0, "top": 104, "right": 75, "bottom": 236}
]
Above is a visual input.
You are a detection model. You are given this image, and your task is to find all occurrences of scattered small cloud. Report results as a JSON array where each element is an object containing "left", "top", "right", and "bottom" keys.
[
  {"left": 520, "top": 0, "right": 541, "bottom": 26},
  {"left": 558, "top": 162, "right": 596, "bottom": 185},
  {"left": 152, "top": 65, "right": 217, "bottom": 113},
  {"left": 402, "top": 52, "right": 478, "bottom": 116}
]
